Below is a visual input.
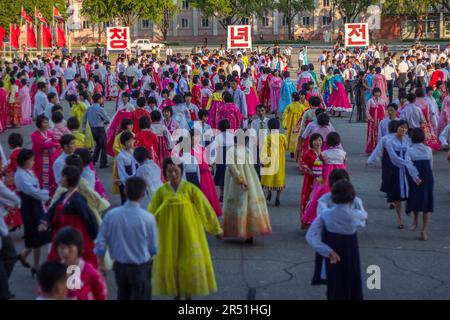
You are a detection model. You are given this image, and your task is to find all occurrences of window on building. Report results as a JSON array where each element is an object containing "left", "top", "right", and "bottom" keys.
[
  {"left": 302, "top": 16, "right": 310, "bottom": 26},
  {"left": 181, "top": 18, "right": 189, "bottom": 28},
  {"left": 322, "top": 16, "right": 331, "bottom": 26},
  {"left": 282, "top": 16, "right": 289, "bottom": 27},
  {"left": 182, "top": 0, "right": 189, "bottom": 9},
  {"left": 262, "top": 16, "right": 269, "bottom": 27},
  {"left": 201, "top": 17, "right": 209, "bottom": 28},
  {"left": 241, "top": 17, "right": 249, "bottom": 25},
  {"left": 83, "top": 21, "right": 90, "bottom": 29},
  {"left": 323, "top": 0, "right": 330, "bottom": 7},
  {"left": 142, "top": 20, "right": 150, "bottom": 29}
]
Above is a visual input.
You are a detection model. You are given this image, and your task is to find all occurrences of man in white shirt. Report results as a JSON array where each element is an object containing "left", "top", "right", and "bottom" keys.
[
  {"left": 397, "top": 56, "right": 409, "bottom": 90},
  {"left": 342, "top": 62, "right": 357, "bottom": 105},
  {"left": 53, "top": 135, "right": 77, "bottom": 186},
  {"left": 33, "top": 82, "right": 49, "bottom": 119},
  {"left": 178, "top": 70, "right": 190, "bottom": 96},
  {"left": 399, "top": 94, "right": 424, "bottom": 129},
  {"left": 126, "top": 61, "right": 138, "bottom": 87},
  {"left": 382, "top": 60, "right": 396, "bottom": 103}
]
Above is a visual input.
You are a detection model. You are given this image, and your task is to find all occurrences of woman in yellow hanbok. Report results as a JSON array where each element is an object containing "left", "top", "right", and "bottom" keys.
[
  {"left": 260, "top": 118, "right": 287, "bottom": 207},
  {"left": 148, "top": 157, "right": 223, "bottom": 299},
  {"left": 282, "top": 91, "right": 309, "bottom": 154},
  {"left": 69, "top": 96, "right": 94, "bottom": 149}
]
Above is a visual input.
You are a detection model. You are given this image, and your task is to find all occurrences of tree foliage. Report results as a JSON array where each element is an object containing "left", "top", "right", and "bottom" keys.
[
  {"left": 81, "top": 0, "right": 168, "bottom": 27},
  {"left": 334, "top": 0, "right": 377, "bottom": 22},
  {"left": 0, "top": 0, "right": 66, "bottom": 30},
  {"left": 191, "top": 0, "right": 273, "bottom": 29},
  {"left": 275, "top": 0, "right": 314, "bottom": 39}
]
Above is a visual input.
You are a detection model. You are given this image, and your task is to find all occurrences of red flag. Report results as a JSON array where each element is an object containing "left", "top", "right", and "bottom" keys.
[
  {"left": 10, "top": 24, "right": 20, "bottom": 49},
  {"left": 0, "top": 26, "right": 5, "bottom": 47},
  {"left": 53, "top": 7, "right": 65, "bottom": 22},
  {"left": 35, "top": 9, "right": 48, "bottom": 24},
  {"left": 56, "top": 23, "right": 66, "bottom": 47},
  {"left": 41, "top": 24, "right": 52, "bottom": 48},
  {"left": 27, "top": 24, "right": 37, "bottom": 48},
  {"left": 21, "top": 7, "right": 33, "bottom": 24}
]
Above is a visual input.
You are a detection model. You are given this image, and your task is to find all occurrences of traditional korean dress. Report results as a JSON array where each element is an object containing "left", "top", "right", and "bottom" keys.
[
  {"left": 151, "top": 122, "right": 173, "bottom": 165},
  {"left": 415, "top": 97, "right": 441, "bottom": 151},
  {"left": 327, "top": 75, "right": 352, "bottom": 112},
  {"left": 222, "top": 146, "right": 272, "bottom": 238},
  {"left": 438, "top": 95, "right": 450, "bottom": 135},
  {"left": 105, "top": 72, "right": 118, "bottom": 100},
  {"left": 367, "top": 133, "right": 395, "bottom": 195},
  {"left": 106, "top": 109, "right": 133, "bottom": 157},
  {"left": 71, "top": 102, "right": 94, "bottom": 149},
  {"left": 4, "top": 148, "right": 23, "bottom": 229},
  {"left": 208, "top": 101, "right": 243, "bottom": 130},
  {"left": 132, "top": 107, "right": 152, "bottom": 134},
  {"left": 8, "top": 84, "right": 22, "bottom": 127},
  {"left": 371, "top": 73, "right": 388, "bottom": 104},
  {"left": 45, "top": 190, "right": 99, "bottom": 268},
  {"left": 135, "top": 129, "right": 159, "bottom": 164},
  {"left": 67, "top": 259, "right": 108, "bottom": 300},
  {"left": 300, "top": 149, "right": 323, "bottom": 222},
  {"left": 321, "top": 75, "right": 333, "bottom": 106},
  {"left": 405, "top": 143, "right": 434, "bottom": 214},
  {"left": 191, "top": 145, "right": 222, "bottom": 217},
  {"left": 0, "top": 87, "right": 7, "bottom": 132},
  {"left": 148, "top": 181, "right": 223, "bottom": 297},
  {"left": 241, "top": 77, "right": 260, "bottom": 117},
  {"left": 260, "top": 133, "right": 287, "bottom": 191},
  {"left": 278, "top": 77, "right": 297, "bottom": 114},
  {"left": 282, "top": 100, "right": 309, "bottom": 152},
  {"left": 19, "top": 85, "right": 33, "bottom": 125},
  {"left": 270, "top": 76, "right": 282, "bottom": 113},
  {"left": 31, "top": 129, "right": 59, "bottom": 194},
  {"left": 364, "top": 73, "right": 374, "bottom": 103},
  {"left": 365, "top": 97, "right": 387, "bottom": 154}
]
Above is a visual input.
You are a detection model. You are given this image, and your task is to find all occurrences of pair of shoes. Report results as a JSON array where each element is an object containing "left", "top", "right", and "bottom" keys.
[
  {"left": 275, "top": 198, "right": 280, "bottom": 207},
  {"left": 17, "top": 255, "right": 31, "bottom": 269},
  {"left": 244, "top": 237, "right": 254, "bottom": 244},
  {"left": 421, "top": 231, "right": 428, "bottom": 241},
  {"left": 31, "top": 268, "right": 37, "bottom": 278}
]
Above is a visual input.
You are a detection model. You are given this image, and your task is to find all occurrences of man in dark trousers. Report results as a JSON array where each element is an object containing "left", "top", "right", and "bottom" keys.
[
  {"left": 95, "top": 177, "right": 158, "bottom": 300},
  {"left": 82, "top": 93, "right": 110, "bottom": 168}
]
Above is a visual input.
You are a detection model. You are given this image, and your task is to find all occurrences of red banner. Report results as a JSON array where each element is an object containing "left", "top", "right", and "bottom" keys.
[
  {"left": 10, "top": 24, "right": 20, "bottom": 49},
  {"left": 27, "top": 24, "right": 37, "bottom": 48},
  {"left": 0, "top": 26, "right": 5, "bottom": 47},
  {"left": 56, "top": 23, "right": 66, "bottom": 47},
  {"left": 41, "top": 24, "right": 52, "bottom": 48},
  {"left": 35, "top": 9, "right": 48, "bottom": 24},
  {"left": 21, "top": 6, "right": 33, "bottom": 24}
]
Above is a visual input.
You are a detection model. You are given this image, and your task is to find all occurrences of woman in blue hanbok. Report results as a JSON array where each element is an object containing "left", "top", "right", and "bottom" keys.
[
  {"left": 321, "top": 67, "right": 333, "bottom": 106},
  {"left": 364, "top": 67, "right": 375, "bottom": 103},
  {"left": 278, "top": 71, "right": 297, "bottom": 113}
]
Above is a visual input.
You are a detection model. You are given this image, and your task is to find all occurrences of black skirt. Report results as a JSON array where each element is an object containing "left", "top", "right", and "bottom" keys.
[
  {"left": 311, "top": 227, "right": 363, "bottom": 300},
  {"left": 18, "top": 192, "right": 51, "bottom": 249},
  {"left": 185, "top": 172, "right": 201, "bottom": 189},
  {"left": 406, "top": 160, "right": 434, "bottom": 213},
  {"left": 214, "top": 145, "right": 228, "bottom": 187},
  {"left": 380, "top": 148, "right": 390, "bottom": 194},
  {"left": 385, "top": 150, "right": 407, "bottom": 203}
]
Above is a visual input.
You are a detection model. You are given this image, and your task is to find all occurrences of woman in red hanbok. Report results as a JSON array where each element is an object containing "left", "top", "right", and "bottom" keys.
[
  {"left": 365, "top": 88, "right": 387, "bottom": 154},
  {"left": 191, "top": 76, "right": 202, "bottom": 107},
  {"left": 135, "top": 116, "right": 159, "bottom": 165},
  {"left": 415, "top": 88, "right": 441, "bottom": 151},
  {"left": 106, "top": 105, "right": 134, "bottom": 157},
  {"left": 299, "top": 133, "right": 323, "bottom": 225},
  {"left": 262, "top": 70, "right": 273, "bottom": 110},
  {"left": 371, "top": 67, "right": 388, "bottom": 104},
  {"left": 55, "top": 227, "right": 107, "bottom": 300},
  {"left": 241, "top": 71, "right": 260, "bottom": 118},
  {"left": 42, "top": 166, "right": 99, "bottom": 268},
  {"left": 31, "top": 115, "right": 59, "bottom": 195},
  {"left": 0, "top": 82, "right": 7, "bottom": 132},
  {"left": 191, "top": 130, "right": 223, "bottom": 217},
  {"left": 4, "top": 134, "right": 23, "bottom": 231}
]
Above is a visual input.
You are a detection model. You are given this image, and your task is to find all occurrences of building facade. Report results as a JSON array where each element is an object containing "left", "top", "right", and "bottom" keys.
[{"left": 70, "top": 0, "right": 450, "bottom": 44}]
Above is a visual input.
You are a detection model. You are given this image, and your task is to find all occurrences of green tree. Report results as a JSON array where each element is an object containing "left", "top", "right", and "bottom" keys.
[
  {"left": 334, "top": 0, "right": 377, "bottom": 23},
  {"left": 0, "top": 0, "right": 66, "bottom": 31},
  {"left": 382, "top": 0, "right": 439, "bottom": 40},
  {"left": 155, "top": 2, "right": 179, "bottom": 41},
  {"left": 276, "top": 0, "right": 314, "bottom": 40},
  {"left": 191, "top": 0, "right": 272, "bottom": 29},
  {"left": 81, "top": 0, "right": 168, "bottom": 27}
]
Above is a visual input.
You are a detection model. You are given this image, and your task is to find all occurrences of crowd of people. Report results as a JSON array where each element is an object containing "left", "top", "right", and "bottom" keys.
[{"left": 0, "top": 41, "right": 449, "bottom": 301}]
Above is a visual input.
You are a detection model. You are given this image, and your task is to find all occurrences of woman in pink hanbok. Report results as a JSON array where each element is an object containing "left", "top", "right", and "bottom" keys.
[
  {"left": 106, "top": 104, "right": 134, "bottom": 157},
  {"left": 191, "top": 129, "right": 223, "bottom": 217},
  {"left": 415, "top": 88, "right": 441, "bottom": 151},
  {"left": 371, "top": 67, "right": 388, "bottom": 104},
  {"left": 105, "top": 66, "right": 118, "bottom": 100},
  {"left": 365, "top": 88, "right": 387, "bottom": 154},
  {"left": 241, "top": 71, "right": 259, "bottom": 118},
  {"left": 19, "top": 79, "right": 33, "bottom": 125},
  {"left": 208, "top": 91, "right": 243, "bottom": 130},
  {"left": 270, "top": 70, "right": 282, "bottom": 113}
]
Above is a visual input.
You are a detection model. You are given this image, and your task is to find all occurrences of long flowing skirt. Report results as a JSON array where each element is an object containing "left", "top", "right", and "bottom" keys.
[
  {"left": 327, "top": 82, "right": 352, "bottom": 112},
  {"left": 200, "top": 168, "right": 222, "bottom": 217},
  {"left": 421, "top": 120, "right": 441, "bottom": 151},
  {"left": 246, "top": 87, "right": 260, "bottom": 117},
  {"left": 9, "top": 102, "right": 22, "bottom": 127},
  {"left": 270, "top": 87, "right": 281, "bottom": 112},
  {"left": 406, "top": 160, "right": 434, "bottom": 213},
  {"left": 365, "top": 106, "right": 385, "bottom": 154}
]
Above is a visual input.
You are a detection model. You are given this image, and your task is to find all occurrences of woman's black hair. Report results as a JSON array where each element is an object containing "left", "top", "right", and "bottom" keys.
[
  {"left": 410, "top": 127, "right": 425, "bottom": 144},
  {"left": 309, "top": 133, "right": 323, "bottom": 149},
  {"left": 59, "top": 134, "right": 76, "bottom": 149},
  {"left": 61, "top": 165, "right": 81, "bottom": 187},
  {"left": 291, "top": 92, "right": 300, "bottom": 101},
  {"left": 8, "top": 133, "right": 23, "bottom": 148},
  {"left": 74, "top": 148, "right": 92, "bottom": 167},
  {"left": 267, "top": 118, "right": 280, "bottom": 130},
  {"left": 388, "top": 120, "right": 398, "bottom": 134},
  {"left": 326, "top": 132, "right": 341, "bottom": 147},
  {"left": 317, "top": 113, "right": 330, "bottom": 126},
  {"left": 17, "top": 148, "right": 34, "bottom": 167},
  {"left": 415, "top": 87, "right": 425, "bottom": 98},
  {"left": 67, "top": 117, "right": 80, "bottom": 130},
  {"left": 133, "top": 147, "right": 150, "bottom": 163},
  {"left": 218, "top": 119, "right": 230, "bottom": 132},
  {"left": 54, "top": 227, "right": 83, "bottom": 257},
  {"left": 125, "top": 177, "right": 147, "bottom": 201},
  {"left": 37, "top": 261, "right": 68, "bottom": 294},
  {"left": 35, "top": 114, "right": 49, "bottom": 129},
  {"left": 139, "top": 116, "right": 151, "bottom": 130},
  {"left": 151, "top": 110, "right": 162, "bottom": 122},
  {"left": 328, "top": 168, "right": 350, "bottom": 188},
  {"left": 395, "top": 119, "right": 409, "bottom": 132},
  {"left": 51, "top": 111, "right": 64, "bottom": 124},
  {"left": 120, "top": 118, "right": 133, "bottom": 131},
  {"left": 65, "top": 154, "right": 84, "bottom": 173},
  {"left": 162, "top": 106, "right": 173, "bottom": 116},
  {"left": 372, "top": 87, "right": 381, "bottom": 95},
  {"left": 309, "top": 96, "right": 321, "bottom": 107},
  {"left": 120, "top": 131, "right": 134, "bottom": 145},
  {"left": 386, "top": 103, "right": 398, "bottom": 111},
  {"left": 331, "top": 180, "right": 356, "bottom": 204},
  {"left": 172, "top": 94, "right": 184, "bottom": 104},
  {"left": 222, "top": 91, "right": 233, "bottom": 103},
  {"left": 162, "top": 156, "right": 184, "bottom": 179},
  {"left": 198, "top": 109, "right": 209, "bottom": 119}
]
